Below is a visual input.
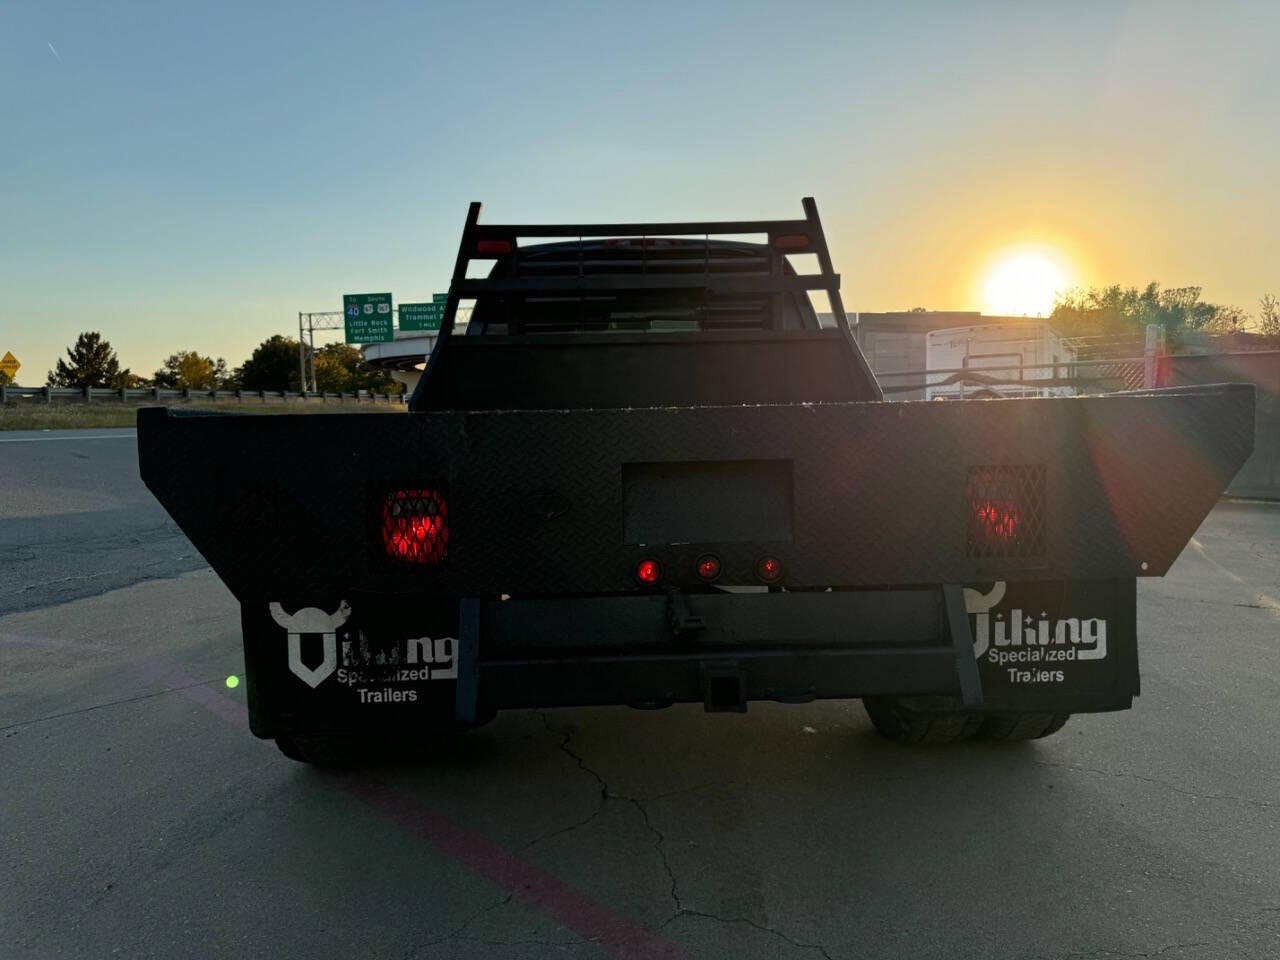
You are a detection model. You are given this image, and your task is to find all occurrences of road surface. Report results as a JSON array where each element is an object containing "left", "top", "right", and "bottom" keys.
[
  {"left": 0, "top": 429, "right": 204, "bottom": 615},
  {"left": 3, "top": 428, "right": 1279, "bottom": 959}
]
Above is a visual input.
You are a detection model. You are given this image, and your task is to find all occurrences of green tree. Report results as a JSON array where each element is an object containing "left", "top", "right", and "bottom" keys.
[
  {"left": 1260, "top": 294, "right": 1280, "bottom": 336},
  {"left": 233, "top": 335, "right": 301, "bottom": 391},
  {"left": 153, "top": 350, "right": 229, "bottom": 389},
  {"left": 1050, "top": 283, "right": 1246, "bottom": 342},
  {"left": 0, "top": 369, "right": 11, "bottom": 387},
  {"left": 312, "top": 350, "right": 353, "bottom": 392},
  {"left": 1201, "top": 304, "right": 1251, "bottom": 335},
  {"left": 47, "top": 332, "right": 138, "bottom": 388},
  {"left": 313, "top": 342, "right": 403, "bottom": 394}
]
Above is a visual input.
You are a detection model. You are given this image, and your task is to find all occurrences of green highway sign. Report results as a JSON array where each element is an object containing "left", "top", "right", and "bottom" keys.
[
  {"left": 432, "top": 293, "right": 448, "bottom": 304},
  {"left": 399, "top": 301, "right": 446, "bottom": 332},
  {"left": 343, "top": 293, "right": 394, "bottom": 343}
]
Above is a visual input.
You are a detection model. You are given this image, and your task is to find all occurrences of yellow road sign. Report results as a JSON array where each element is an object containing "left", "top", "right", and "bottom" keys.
[{"left": 0, "top": 351, "right": 19, "bottom": 379}]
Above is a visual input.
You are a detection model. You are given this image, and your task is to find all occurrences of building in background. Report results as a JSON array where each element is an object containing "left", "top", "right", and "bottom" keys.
[
  {"left": 824, "top": 311, "right": 1056, "bottom": 400},
  {"left": 924, "top": 319, "right": 1077, "bottom": 400}
]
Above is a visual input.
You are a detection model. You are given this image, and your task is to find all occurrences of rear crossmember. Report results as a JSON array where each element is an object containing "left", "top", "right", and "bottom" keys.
[{"left": 450, "top": 584, "right": 985, "bottom": 722}]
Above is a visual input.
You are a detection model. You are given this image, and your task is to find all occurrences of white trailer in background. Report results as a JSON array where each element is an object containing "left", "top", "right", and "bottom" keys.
[{"left": 925, "top": 320, "right": 1077, "bottom": 400}]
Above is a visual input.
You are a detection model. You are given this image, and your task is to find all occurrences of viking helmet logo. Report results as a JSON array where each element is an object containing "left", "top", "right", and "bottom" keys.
[
  {"left": 964, "top": 582, "right": 1006, "bottom": 660},
  {"left": 269, "top": 600, "right": 351, "bottom": 688}
]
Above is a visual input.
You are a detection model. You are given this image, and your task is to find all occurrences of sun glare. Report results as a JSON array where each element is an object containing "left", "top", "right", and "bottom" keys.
[{"left": 982, "top": 249, "right": 1071, "bottom": 317}]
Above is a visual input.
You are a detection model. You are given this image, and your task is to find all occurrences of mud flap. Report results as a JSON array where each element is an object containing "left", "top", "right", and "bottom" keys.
[
  {"left": 964, "top": 578, "right": 1138, "bottom": 714},
  {"left": 241, "top": 593, "right": 463, "bottom": 739},
  {"left": 943, "top": 583, "right": 984, "bottom": 709}
]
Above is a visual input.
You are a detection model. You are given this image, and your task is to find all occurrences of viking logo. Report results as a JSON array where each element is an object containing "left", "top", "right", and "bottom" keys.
[
  {"left": 269, "top": 600, "right": 351, "bottom": 688},
  {"left": 964, "top": 582, "right": 1006, "bottom": 660},
  {"left": 964, "top": 582, "right": 1107, "bottom": 662}
]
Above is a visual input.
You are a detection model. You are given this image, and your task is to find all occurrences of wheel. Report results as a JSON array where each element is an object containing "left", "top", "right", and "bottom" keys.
[
  {"left": 977, "top": 712, "right": 1070, "bottom": 741},
  {"left": 863, "top": 696, "right": 985, "bottom": 744},
  {"left": 274, "top": 708, "right": 497, "bottom": 765},
  {"left": 274, "top": 734, "right": 368, "bottom": 765}
]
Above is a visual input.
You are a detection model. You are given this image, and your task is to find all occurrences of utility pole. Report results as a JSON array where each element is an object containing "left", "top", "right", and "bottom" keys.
[{"left": 297, "top": 312, "right": 307, "bottom": 391}]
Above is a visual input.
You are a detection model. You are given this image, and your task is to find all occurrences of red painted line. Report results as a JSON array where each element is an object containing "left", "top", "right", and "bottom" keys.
[
  {"left": 344, "top": 777, "right": 687, "bottom": 959},
  {"left": 147, "top": 662, "right": 689, "bottom": 960},
  {"left": 140, "top": 662, "right": 250, "bottom": 732}
]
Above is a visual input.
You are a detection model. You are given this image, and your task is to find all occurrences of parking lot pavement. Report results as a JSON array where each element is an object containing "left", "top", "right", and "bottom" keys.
[
  {"left": 0, "top": 429, "right": 205, "bottom": 615},
  {"left": 2, "top": 500, "right": 1278, "bottom": 959}
]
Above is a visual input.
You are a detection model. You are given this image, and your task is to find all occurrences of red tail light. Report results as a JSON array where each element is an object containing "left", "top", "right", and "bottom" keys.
[
  {"left": 755, "top": 555, "right": 783, "bottom": 583},
  {"left": 382, "top": 489, "right": 448, "bottom": 564},
  {"left": 772, "top": 234, "right": 810, "bottom": 250},
  {"left": 971, "top": 499, "right": 1019, "bottom": 544},
  {"left": 965, "top": 465, "right": 1044, "bottom": 558},
  {"left": 635, "top": 558, "right": 662, "bottom": 585},
  {"left": 695, "top": 555, "right": 722, "bottom": 581},
  {"left": 476, "top": 239, "right": 512, "bottom": 254}
]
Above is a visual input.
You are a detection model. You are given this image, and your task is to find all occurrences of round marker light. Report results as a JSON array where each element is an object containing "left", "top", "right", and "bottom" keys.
[
  {"left": 695, "top": 555, "right": 722, "bottom": 581},
  {"left": 755, "top": 555, "right": 783, "bottom": 583},
  {"left": 635, "top": 558, "right": 662, "bottom": 585}
]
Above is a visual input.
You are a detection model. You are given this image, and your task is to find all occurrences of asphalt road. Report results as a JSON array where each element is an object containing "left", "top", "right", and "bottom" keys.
[
  {"left": 0, "top": 429, "right": 205, "bottom": 615},
  {"left": 3, "top": 428, "right": 1279, "bottom": 959}
]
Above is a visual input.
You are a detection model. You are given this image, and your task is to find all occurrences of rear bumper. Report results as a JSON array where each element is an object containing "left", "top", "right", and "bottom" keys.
[{"left": 242, "top": 580, "right": 1138, "bottom": 738}]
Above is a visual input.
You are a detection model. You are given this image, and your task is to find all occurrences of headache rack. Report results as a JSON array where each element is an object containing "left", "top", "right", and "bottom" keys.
[{"left": 410, "top": 198, "right": 883, "bottom": 408}]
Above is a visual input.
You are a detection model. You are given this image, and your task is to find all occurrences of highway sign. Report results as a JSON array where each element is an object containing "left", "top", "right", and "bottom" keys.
[
  {"left": 0, "top": 351, "right": 20, "bottom": 379},
  {"left": 343, "top": 293, "right": 394, "bottom": 344},
  {"left": 399, "top": 302, "right": 445, "bottom": 332},
  {"left": 433, "top": 293, "right": 448, "bottom": 304}
]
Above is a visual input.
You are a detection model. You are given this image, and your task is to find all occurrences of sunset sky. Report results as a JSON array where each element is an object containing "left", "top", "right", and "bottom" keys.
[{"left": 3, "top": 1, "right": 1277, "bottom": 379}]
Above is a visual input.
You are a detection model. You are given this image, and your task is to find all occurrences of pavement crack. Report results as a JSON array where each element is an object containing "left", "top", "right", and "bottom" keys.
[
  {"left": 15, "top": 572, "right": 105, "bottom": 594},
  {"left": 660, "top": 909, "right": 839, "bottom": 960},
  {"left": 626, "top": 793, "right": 681, "bottom": 916},
  {"left": 0, "top": 678, "right": 225, "bottom": 733},
  {"left": 532, "top": 710, "right": 682, "bottom": 914},
  {"left": 402, "top": 892, "right": 518, "bottom": 958},
  {"left": 1033, "top": 759, "right": 1274, "bottom": 809},
  {"left": 1038, "top": 940, "right": 1212, "bottom": 960}
]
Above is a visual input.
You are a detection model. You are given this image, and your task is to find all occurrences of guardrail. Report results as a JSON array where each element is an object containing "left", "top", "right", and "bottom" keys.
[
  {"left": 0, "top": 386, "right": 406, "bottom": 405},
  {"left": 875, "top": 355, "right": 1148, "bottom": 396}
]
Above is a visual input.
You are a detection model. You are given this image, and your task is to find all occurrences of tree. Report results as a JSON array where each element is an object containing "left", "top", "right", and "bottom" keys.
[
  {"left": 47, "top": 332, "right": 138, "bottom": 388},
  {"left": 312, "top": 350, "right": 352, "bottom": 392},
  {"left": 1260, "top": 294, "right": 1280, "bottom": 337},
  {"left": 0, "top": 369, "right": 11, "bottom": 387},
  {"left": 233, "top": 335, "right": 301, "bottom": 391},
  {"left": 313, "top": 342, "right": 402, "bottom": 394},
  {"left": 1050, "top": 283, "right": 1247, "bottom": 343},
  {"left": 153, "top": 351, "right": 229, "bottom": 389},
  {"left": 1201, "top": 304, "right": 1250, "bottom": 335}
]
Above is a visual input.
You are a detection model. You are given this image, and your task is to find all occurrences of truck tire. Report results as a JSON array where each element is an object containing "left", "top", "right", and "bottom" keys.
[
  {"left": 862, "top": 697, "right": 985, "bottom": 744},
  {"left": 274, "top": 734, "right": 366, "bottom": 765},
  {"left": 978, "top": 712, "right": 1070, "bottom": 741},
  {"left": 274, "top": 708, "right": 497, "bottom": 765}
]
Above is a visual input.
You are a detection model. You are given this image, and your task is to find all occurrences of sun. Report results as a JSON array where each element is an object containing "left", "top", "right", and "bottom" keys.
[{"left": 982, "top": 248, "right": 1072, "bottom": 317}]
